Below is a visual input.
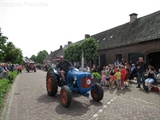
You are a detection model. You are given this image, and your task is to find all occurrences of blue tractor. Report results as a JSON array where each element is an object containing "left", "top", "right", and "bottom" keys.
[{"left": 46, "top": 67, "right": 104, "bottom": 108}]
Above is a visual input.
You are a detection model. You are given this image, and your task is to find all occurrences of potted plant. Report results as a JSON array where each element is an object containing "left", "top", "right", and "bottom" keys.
[{"left": 91, "top": 72, "right": 101, "bottom": 85}]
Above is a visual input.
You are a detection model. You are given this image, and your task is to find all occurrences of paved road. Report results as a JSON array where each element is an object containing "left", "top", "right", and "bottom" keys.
[{"left": 0, "top": 70, "right": 160, "bottom": 120}]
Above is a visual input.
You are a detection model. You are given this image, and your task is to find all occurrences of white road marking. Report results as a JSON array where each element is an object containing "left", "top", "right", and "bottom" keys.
[
  {"left": 93, "top": 114, "right": 98, "bottom": 117},
  {"left": 91, "top": 97, "right": 117, "bottom": 118},
  {"left": 107, "top": 102, "right": 111, "bottom": 104},
  {"left": 98, "top": 109, "right": 103, "bottom": 112},
  {"left": 103, "top": 105, "right": 107, "bottom": 108}
]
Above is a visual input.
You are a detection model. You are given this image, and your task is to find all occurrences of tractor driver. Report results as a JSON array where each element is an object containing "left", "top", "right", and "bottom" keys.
[{"left": 56, "top": 56, "right": 72, "bottom": 81}]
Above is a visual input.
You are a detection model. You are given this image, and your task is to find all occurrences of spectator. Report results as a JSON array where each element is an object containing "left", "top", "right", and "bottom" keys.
[
  {"left": 110, "top": 64, "right": 115, "bottom": 81},
  {"left": 135, "top": 57, "right": 146, "bottom": 89},
  {"left": 121, "top": 58, "right": 126, "bottom": 66},
  {"left": 114, "top": 68, "right": 121, "bottom": 90},
  {"left": 0, "top": 63, "right": 8, "bottom": 79},
  {"left": 17, "top": 64, "right": 22, "bottom": 74},
  {"left": 51, "top": 61, "right": 57, "bottom": 69},
  {"left": 105, "top": 66, "right": 110, "bottom": 86},
  {"left": 100, "top": 71, "right": 107, "bottom": 88},
  {"left": 91, "top": 64, "right": 97, "bottom": 73},
  {"left": 144, "top": 66, "right": 157, "bottom": 92},
  {"left": 96, "top": 65, "right": 101, "bottom": 74},
  {"left": 114, "top": 59, "right": 120, "bottom": 68},
  {"left": 129, "top": 64, "right": 137, "bottom": 80},
  {"left": 85, "top": 65, "right": 90, "bottom": 72},
  {"left": 120, "top": 65, "right": 126, "bottom": 88}
]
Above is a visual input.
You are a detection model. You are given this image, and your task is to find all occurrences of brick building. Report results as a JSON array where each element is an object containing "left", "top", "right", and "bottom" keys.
[
  {"left": 90, "top": 10, "right": 160, "bottom": 70},
  {"left": 48, "top": 10, "right": 160, "bottom": 71}
]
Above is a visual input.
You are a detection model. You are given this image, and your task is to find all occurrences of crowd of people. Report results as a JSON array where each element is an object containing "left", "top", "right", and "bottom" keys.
[
  {"left": 84, "top": 57, "right": 160, "bottom": 92},
  {"left": 0, "top": 63, "right": 23, "bottom": 79}
]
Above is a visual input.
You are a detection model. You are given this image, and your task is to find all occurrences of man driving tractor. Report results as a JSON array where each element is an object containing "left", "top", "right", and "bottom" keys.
[{"left": 56, "top": 56, "right": 72, "bottom": 82}]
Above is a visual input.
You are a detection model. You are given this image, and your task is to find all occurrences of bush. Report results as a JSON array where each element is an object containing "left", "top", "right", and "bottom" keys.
[
  {"left": 0, "top": 79, "right": 10, "bottom": 109},
  {"left": 8, "top": 71, "right": 18, "bottom": 83},
  {"left": 0, "top": 71, "right": 18, "bottom": 110},
  {"left": 92, "top": 72, "right": 101, "bottom": 79}
]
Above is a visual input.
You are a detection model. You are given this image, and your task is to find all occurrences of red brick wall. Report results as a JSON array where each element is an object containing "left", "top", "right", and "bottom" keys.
[{"left": 98, "top": 39, "right": 160, "bottom": 65}]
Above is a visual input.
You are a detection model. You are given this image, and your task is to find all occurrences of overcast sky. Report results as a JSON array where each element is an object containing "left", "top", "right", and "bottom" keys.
[{"left": 0, "top": 0, "right": 160, "bottom": 58}]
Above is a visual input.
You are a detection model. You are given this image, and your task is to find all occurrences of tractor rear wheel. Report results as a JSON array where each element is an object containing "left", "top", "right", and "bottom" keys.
[
  {"left": 60, "top": 86, "right": 72, "bottom": 108},
  {"left": 91, "top": 83, "right": 104, "bottom": 102},
  {"left": 46, "top": 69, "right": 58, "bottom": 96}
]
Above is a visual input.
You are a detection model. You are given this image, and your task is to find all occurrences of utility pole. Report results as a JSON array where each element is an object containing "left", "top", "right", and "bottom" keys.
[{"left": 81, "top": 52, "right": 84, "bottom": 71}]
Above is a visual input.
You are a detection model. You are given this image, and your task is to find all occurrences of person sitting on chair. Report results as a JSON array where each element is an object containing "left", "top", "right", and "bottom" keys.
[
  {"left": 56, "top": 56, "right": 72, "bottom": 82},
  {"left": 144, "top": 66, "right": 157, "bottom": 92}
]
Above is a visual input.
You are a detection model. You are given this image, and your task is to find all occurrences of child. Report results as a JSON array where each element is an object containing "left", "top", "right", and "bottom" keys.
[
  {"left": 100, "top": 71, "right": 107, "bottom": 88},
  {"left": 120, "top": 65, "right": 125, "bottom": 88},
  {"left": 105, "top": 66, "right": 110, "bottom": 87},
  {"left": 114, "top": 68, "right": 122, "bottom": 90}
]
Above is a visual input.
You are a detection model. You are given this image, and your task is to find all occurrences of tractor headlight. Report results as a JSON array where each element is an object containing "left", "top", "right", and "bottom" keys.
[
  {"left": 73, "top": 76, "right": 77, "bottom": 81},
  {"left": 86, "top": 79, "right": 91, "bottom": 85}
]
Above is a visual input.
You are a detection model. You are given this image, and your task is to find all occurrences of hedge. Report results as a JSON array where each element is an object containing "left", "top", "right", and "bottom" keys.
[{"left": 0, "top": 71, "right": 18, "bottom": 109}]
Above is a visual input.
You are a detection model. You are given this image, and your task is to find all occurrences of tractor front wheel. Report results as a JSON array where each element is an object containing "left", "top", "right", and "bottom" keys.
[
  {"left": 60, "top": 86, "right": 72, "bottom": 108},
  {"left": 91, "top": 83, "right": 104, "bottom": 102}
]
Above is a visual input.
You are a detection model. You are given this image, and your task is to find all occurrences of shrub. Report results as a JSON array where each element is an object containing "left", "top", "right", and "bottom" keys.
[
  {"left": 0, "top": 71, "right": 18, "bottom": 110},
  {"left": 92, "top": 72, "right": 101, "bottom": 79},
  {"left": 8, "top": 71, "right": 18, "bottom": 83},
  {"left": 0, "top": 79, "right": 10, "bottom": 109}
]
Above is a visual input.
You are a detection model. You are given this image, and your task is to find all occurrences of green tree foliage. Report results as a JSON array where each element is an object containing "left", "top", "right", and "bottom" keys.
[
  {"left": 3, "top": 42, "right": 23, "bottom": 64},
  {"left": 0, "top": 36, "right": 8, "bottom": 48},
  {"left": 36, "top": 50, "right": 48, "bottom": 64},
  {"left": 30, "top": 55, "right": 37, "bottom": 62},
  {"left": 64, "top": 37, "right": 98, "bottom": 63},
  {"left": 81, "top": 37, "right": 98, "bottom": 62},
  {"left": 0, "top": 35, "right": 8, "bottom": 61},
  {"left": 0, "top": 33, "right": 23, "bottom": 64},
  {"left": 64, "top": 44, "right": 80, "bottom": 62}
]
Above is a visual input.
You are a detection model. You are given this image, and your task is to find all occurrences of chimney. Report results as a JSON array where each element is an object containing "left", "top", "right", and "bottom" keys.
[
  {"left": 68, "top": 41, "right": 72, "bottom": 45},
  {"left": 85, "top": 34, "right": 90, "bottom": 39},
  {"left": 60, "top": 45, "right": 62, "bottom": 49},
  {"left": 129, "top": 13, "right": 138, "bottom": 22}
]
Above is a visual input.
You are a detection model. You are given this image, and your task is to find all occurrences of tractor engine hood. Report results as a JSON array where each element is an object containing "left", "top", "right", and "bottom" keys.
[{"left": 67, "top": 70, "right": 92, "bottom": 78}]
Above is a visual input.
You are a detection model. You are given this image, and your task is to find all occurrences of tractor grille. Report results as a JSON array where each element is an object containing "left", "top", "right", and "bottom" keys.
[{"left": 81, "top": 76, "right": 91, "bottom": 88}]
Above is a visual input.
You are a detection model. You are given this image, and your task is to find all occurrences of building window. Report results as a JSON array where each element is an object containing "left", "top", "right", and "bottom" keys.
[
  {"left": 128, "top": 52, "right": 143, "bottom": 64},
  {"left": 116, "top": 54, "right": 122, "bottom": 62}
]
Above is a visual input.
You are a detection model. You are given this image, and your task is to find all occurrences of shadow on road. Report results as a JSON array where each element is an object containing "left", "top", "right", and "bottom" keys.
[
  {"left": 55, "top": 98, "right": 90, "bottom": 116},
  {"left": 37, "top": 94, "right": 61, "bottom": 103},
  {"left": 37, "top": 92, "right": 103, "bottom": 117}
]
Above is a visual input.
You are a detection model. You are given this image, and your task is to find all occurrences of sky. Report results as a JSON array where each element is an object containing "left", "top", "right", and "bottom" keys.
[{"left": 0, "top": 0, "right": 160, "bottom": 58}]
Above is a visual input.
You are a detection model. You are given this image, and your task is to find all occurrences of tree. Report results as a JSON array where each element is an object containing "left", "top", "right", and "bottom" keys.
[
  {"left": 0, "top": 30, "right": 23, "bottom": 64},
  {"left": 64, "top": 37, "right": 98, "bottom": 63},
  {"left": 81, "top": 37, "right": 98, "bottom": 62},
  {"left": 30, "top": 55, "right": 37, "bottom": 62},
  {"left": 0, "top": 35, "right": 8, "bottom": 61},
  {"left": 36, "top": 50, "right": 48, "bottom": 64},
  {"left": 3, "top": 42, "right": 23, "bottom": 64}
]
